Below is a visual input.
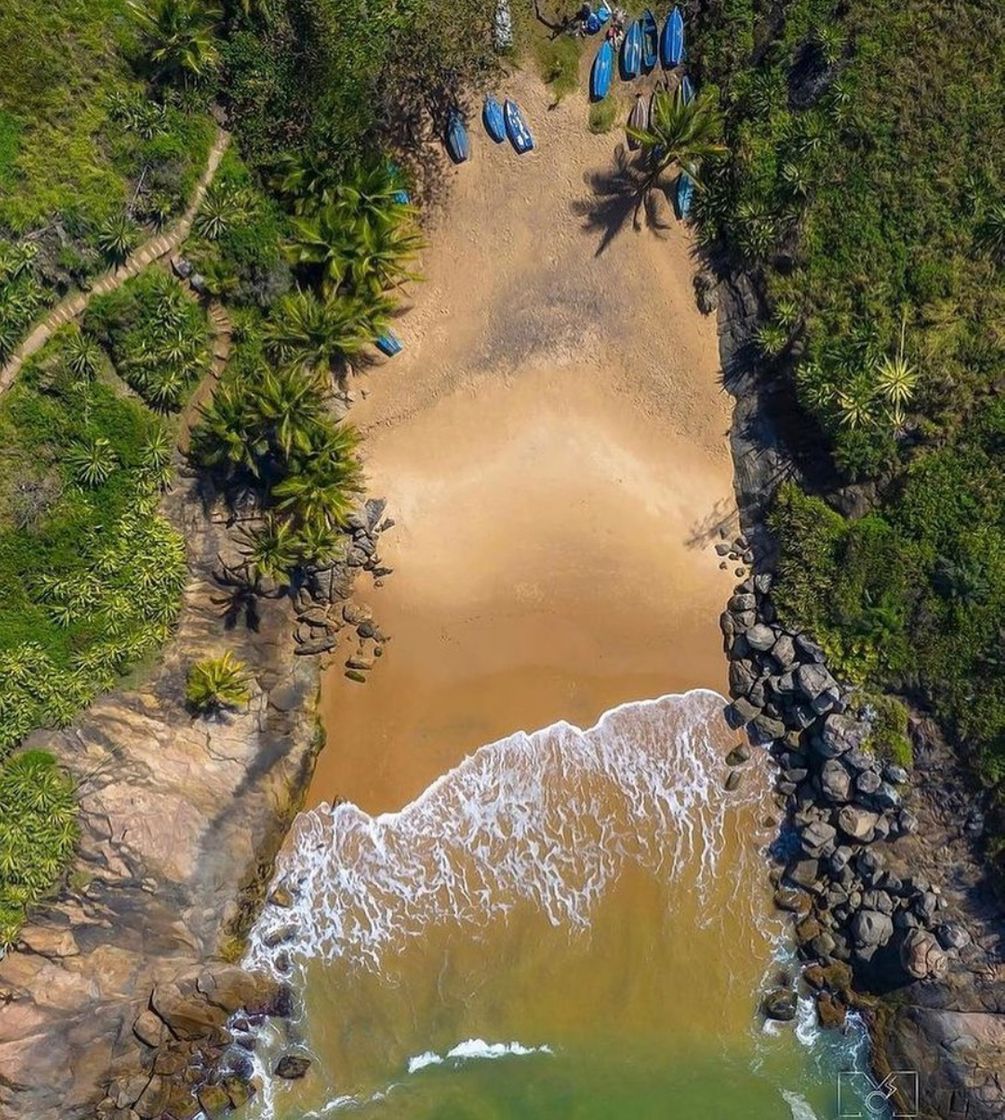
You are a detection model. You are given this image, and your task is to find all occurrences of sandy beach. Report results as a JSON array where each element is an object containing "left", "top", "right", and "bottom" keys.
[{"left": 309, "top": 68, "right": 736, "bottom": 815}]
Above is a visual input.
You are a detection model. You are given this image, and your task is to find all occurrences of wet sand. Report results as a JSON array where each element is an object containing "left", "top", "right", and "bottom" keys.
[{"left": 310, "top": 69, "right": 736, "bottom": 815}]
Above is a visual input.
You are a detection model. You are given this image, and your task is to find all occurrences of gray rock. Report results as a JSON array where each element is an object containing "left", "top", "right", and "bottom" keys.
[
  {"left": 746, "top": 623, "right": 777, "bottom": 651},
  {"left": 828, "top": 847, "right": 853, "bottom": 875},
  {"left": 794, "top": 633, "right": 826, "bottom": 663},
  {"left": 729, "top": 593, "right": 757, "bottom": 613},
  {"left": 801, "top": 820, "right": 837, "bottom": 858},
  {"left": 861, "top": 889, "right": 894, "bottom": 915},
  {"left": 914, "top": 892, "right": 939, "bottom": 923},
  {"left": 796, "top": 662, "right": 837, "bottom": 700},
  {"left": 754, "top": 573, "right": 773, "bottom": 595},
  {"left": 762, "top": 988, "right": 798, "bottom": 1022},
  {"left": 719, "top": 611, "right": 736, "bottom": 638},
  {"left": 725, "top": 697, "right": 760, "bottom": 727},
  {"left": 837, "top": 805, "right": 880, "bottom": 842},
  {"left": 364, "top": 497, "right": 387, "bottom": 530},
  {"left": 817, "top": 714, "right": 868, "bottom": 758},
  {"left": 773, "top": 887, "right": 811, "bottom": 915},
  {"left": 872, "top": 782, "right": 901, "bottom": 809},
  {"left": 855, "top": 769, "right": 881, "bottom": 795},
  {"left": 843, "top": 749, "right": 874, "bottom": 772},
  {"left": 935, "top": 923, "right": 970, "bottom": 951},
  {"left": 784, "top": 767, "right": 809, "bottom": 784},
  {"left": 725, "top": 770, "right": 743, "bottom": 791},
  {"left": 820, "top": 759, "right": 852, "bottom": 802},
  {"left": 787, "top": 859, "right": 821, "bottom": 892},
  {"left": 263, "top": 923, "right": 298, "bottom": 949},
  {"left": 725, "top": 744, "right": 751, "bottom": 766},
  {"left": 898, "top": 809, "right": 919, "bottom": 835},
  {"left": 715, "top": 542, "right": 731, "bottom": 556},
  {"left": 790, "top": 704, "right": 818, "bottom": 730},
  {"left": 851, "top": 909, "right": 894, "bottom": 949},
  {"left": 770, "top": 634, "right": 797, "bottom": 670},
  {"left": 900, "top": 929, "right": 948, "bottom": 981},
  {"left": 275, "top": 1055, "right": 311, "bottom": 1080},
  {"left": 752, "top": 713, "right": 786, "bottom": 743},
  {"left": 883, "top": 763, "right": 909, "bottom": 785}
]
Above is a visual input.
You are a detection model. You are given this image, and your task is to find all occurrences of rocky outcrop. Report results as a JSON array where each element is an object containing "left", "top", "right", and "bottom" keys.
[
  {"left": 716, "top": 273, "right": 1004, "bottom": 1119},
  {"left": 0, "top": 475, "right": 324, "bottom": 1120}
]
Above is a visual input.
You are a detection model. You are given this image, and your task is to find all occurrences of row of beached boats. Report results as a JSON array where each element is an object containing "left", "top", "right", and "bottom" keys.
[
  {"left": 591, "top": 6, "right": 688, "bottom": 100},
  {"left": 445, "top": 96, "right": 533, "bottom": 164}
]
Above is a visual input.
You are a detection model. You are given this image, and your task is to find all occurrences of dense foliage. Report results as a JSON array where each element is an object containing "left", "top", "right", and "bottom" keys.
[
  {"left": 85, "top": 269, "right": 212, "bottom": 409},
  {"left": 693, "top": 1, "right": 1005, "bottom": 789},
  {"left": 0, "top": 751, "right": 78, "bottom": 948},
  {"left": 186, "top": 651, "right": 251, "bottom": 713}
]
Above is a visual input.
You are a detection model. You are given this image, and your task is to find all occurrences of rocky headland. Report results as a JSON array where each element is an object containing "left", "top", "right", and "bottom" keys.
[
  {"left": 0, "top": 468, "right": 391, "bottom": 1119},
  {"left": 715, "top": 272, "right": 1005, "bottom": 1120}
]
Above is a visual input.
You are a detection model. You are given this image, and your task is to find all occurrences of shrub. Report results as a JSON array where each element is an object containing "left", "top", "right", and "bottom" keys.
[
  {"left": 0, "top": 750, "right": 78, "bottom": 947},
  {"left": 186, "top": 652, "right": 252, "bottom": 713}
]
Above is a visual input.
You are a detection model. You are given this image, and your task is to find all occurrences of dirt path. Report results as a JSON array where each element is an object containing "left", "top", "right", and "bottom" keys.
[{"left": 0, "top": 127, "right": 231, "bottom": 395}]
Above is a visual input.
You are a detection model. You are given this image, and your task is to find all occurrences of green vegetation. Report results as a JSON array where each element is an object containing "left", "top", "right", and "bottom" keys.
[
  {"left": 692, "top": 0, "right": 1005, "bottom": 795},
  {"left": 85, "top": 269, "right": 212, "bottom": 409},
  {"left": 588, "top": 97, "right": 620, "bottom": 135},
  {"left": 186, "top": 651, "right": 251, "bottom": 713},
  {"left": 630, "top": 86, "right": 727, "bottom": 203},
  {"left": 0, "top": 751, "right": 78, "bottom": 947},
  {"left": 535, "top": 35, "right": 582, "bottom": 103}
]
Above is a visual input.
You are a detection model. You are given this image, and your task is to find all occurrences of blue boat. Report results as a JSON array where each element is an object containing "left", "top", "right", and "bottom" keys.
[
  {"left": 641, "top": 10, "right": 659, "bottom": 71},
  {"left": 680, "top": 74, "right": 695, "bottom": 104},
  {"left": 376, "top": 331, "right": 403, "bottom": 357},
  {"left": 483, "top": 96, "right": 506, "bottom": 143},
  {"left": 675, "top": 172, "right": 695, "bottom": 219},
  {"left": 661, "top": 6, "right": 684, "bottom": 68},
  {"left": 597, "top": 1, "right": 611, "bottom": 23},
  {"left": 392, "top": 188, "right": 410, "bottom": 204},
  {"left": 445, "top": 111, "right": 470, "bottom": 164},
  {"left": 504, "top": 99, "right": 534, "bottom": 153},
  {"left": 620, "top": 20, "right": 642, "bottom": 80},
  {"left": 590, "top": 40, "right": 614, "bottom": 101}
]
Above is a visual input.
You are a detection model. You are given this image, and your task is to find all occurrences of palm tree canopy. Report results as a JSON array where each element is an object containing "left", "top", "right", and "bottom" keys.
[{"left": 628, "top": 86, "right": 727, "bottom": 188}]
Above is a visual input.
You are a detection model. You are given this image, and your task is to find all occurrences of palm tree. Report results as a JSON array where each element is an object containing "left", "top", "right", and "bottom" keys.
[
  {"left": 263, "top": 289, "right": 390, "bottom": 373},
  {"left": 237, "top": 516, "right": 300, "bottom": 582},
  {"left": 874, "top": 311, "right": 919, "bottom": 425},
  {"left": 344, "top": 214, "right": 424, "bottom": 298},
  {"left": 64, "top": 329, "right": 103, "bottom": 380},
  {"left": 195, "top": 183, "right": 247, "bottom": 240},
  {"left": 834, "top": 376, "right": 875, "bottom": 429},
  {"left": 96, "top": 213, "right": 138, "bottom": 266},
  {"left": 627, "top": 86, "right": 727, "bottom": 222},
  {"left": 128, "top": 0, "right": 221, "bottom": 86},
  {"left": 251, "top": 366, "right": 327, "bottom": 459},
  {"left": 975, "top": 203, "right": 1005, "bottom": 265},
  {"left": 272, "top": 432, "right": 363, "bottom": 530},
  {"left": 287, "top": 205, "right": 355, "bottom": 292},
  {"left": 185, "top": 651, "right": 251, "bottom": 713}
]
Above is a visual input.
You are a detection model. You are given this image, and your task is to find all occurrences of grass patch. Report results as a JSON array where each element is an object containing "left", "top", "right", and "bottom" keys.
[
  {"left": 588, "top": 96, "right": 620, "bottom": 134},
  {"left": 535, "top": 35, "right": 583, "bottom": 102}
]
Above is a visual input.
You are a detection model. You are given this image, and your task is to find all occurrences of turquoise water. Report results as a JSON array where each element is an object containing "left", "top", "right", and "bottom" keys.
[{"left": 240, "top": 693, "right": 879, "bottom": 1120}]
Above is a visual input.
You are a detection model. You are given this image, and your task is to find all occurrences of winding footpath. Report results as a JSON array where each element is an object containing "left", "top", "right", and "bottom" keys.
[{"left": 0, "top": 126, "right": 231, "bottom": 396}]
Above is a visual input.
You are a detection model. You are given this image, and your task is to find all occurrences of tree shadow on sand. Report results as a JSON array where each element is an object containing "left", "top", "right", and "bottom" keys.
[{"left": 572, "top": 144, "right": 675, "bottom": 257}]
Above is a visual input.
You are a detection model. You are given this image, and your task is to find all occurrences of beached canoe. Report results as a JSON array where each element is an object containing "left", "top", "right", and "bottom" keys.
[
  {"left": 626, "top": 94, "right": 647, "bottom": 150},
  {"left": 376, "top": 331, "right": 403, "bottom": 357},
  {"left": 680, "top": 73, "right": 695, "bottom": 104},
  {"left": 620, "top": 20, "right": 642, "bottom": 80},
  {"left": 675, "top": 171, "right": 695, "bottom": 219},
  {"left": 504, "top": 99, "right": 534, "bottom": 154},
  {"left": 641, "top": 10, "right": 659, "bottom": 71},
  {"left": 445, "top": 111, "right": 470, "bottom": 164},
  {"left": 483, "top": 96, "right": 506, "bottom": 143},
  {"left": 590, "top": 40, "right": 614, "bottom": 101},
  {"left": 661, "top": 6, "right": 684, "bottom": 68}
]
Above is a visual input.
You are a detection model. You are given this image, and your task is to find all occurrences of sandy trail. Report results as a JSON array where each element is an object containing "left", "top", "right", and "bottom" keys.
[{"left": 310, "top": 68, "right": 736, "bottom": 815}]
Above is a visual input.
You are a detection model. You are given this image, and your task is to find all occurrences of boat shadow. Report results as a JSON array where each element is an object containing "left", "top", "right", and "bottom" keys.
[{"left": 571, "top": 144, "right": 674, "bottom": 256}]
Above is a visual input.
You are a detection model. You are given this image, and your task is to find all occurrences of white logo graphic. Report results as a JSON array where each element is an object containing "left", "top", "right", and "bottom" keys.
[{"left": 837, "top": 1070, "right": 919, "bottom": 1118}]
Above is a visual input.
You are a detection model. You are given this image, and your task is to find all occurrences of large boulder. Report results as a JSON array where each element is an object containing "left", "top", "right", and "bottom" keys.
[
  {"left": 851, "top": 909, "right": 894, "bottom": 951},
  {"left": 816, "top": 713, "right": 868, "bottom": 758},
  {"left": 728, "top": 659, "right": 757, "bottom": 698},
  {"left": 800, "top": 819, "right": 837, "bottom": 858},
  {"left": 150, "top": 983, "right": 228, "bottom": 1041},
  {"left": 762, "top": 987, "right": 798, "bottom": 1021},
  {"left": 820, "top": 758, "right": 852, "bottom": 802},
  {"left": 275, "top": 1055, "right": 311, "bottom": 1080},
  {"left": 795, "top": 662, "right": 838, "bottom": 703},
  {"left": 837, "top": 805, "right": 880, "bottom": 842},
  {"left": 745, "top": 623, "right": 777, "bottom": 652},
  {"left": 900, "top": 929, "right": 949, "bottom": 981}
]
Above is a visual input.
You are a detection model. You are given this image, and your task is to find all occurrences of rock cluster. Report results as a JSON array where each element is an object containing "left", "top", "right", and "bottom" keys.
[
  {"left": 288, "top": 497, "right": 392, "bottom": 682},
  {"left": 720, "top": 561, "right": 960, "bottom": 1027}
]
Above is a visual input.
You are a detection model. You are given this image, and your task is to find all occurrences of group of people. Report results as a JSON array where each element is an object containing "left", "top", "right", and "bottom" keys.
[{"left": 575, "top": 3, "right": 628, "bottom": 45}]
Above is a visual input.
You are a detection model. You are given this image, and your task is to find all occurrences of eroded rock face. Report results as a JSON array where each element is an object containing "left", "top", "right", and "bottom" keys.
[{"left": 0, "top": 480, "right": 322, "bottom": 1120}]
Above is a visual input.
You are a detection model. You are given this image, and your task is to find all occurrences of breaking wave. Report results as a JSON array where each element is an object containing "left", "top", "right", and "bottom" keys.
[{"left": 247, "top": 690, "right": 770, "bottom": 976}]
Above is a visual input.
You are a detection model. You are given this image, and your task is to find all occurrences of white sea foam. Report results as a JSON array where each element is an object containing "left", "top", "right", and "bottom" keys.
[
  {"left": 407, "top": 1038, "right": 553, "bottom": 1074},
  {"left": 781, "top": 1089, "right": 820, "bottom": 1120},
  {"left": 247, "top": 690, "right": 769, "bottom": 976}
]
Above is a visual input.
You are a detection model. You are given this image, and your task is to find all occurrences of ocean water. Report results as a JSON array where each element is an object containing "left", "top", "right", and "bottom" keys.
[{"left": 238, "top": 692, "right": 878, "bottom": 1120}]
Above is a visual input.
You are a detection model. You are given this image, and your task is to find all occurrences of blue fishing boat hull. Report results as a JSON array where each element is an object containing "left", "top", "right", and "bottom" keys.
[
  {"left": 661, "top": 7, "right": 684, "bottom": 68},
  {"left": 641, "top": 10, "right": 659, "bottom": 71},
  {"left": 590, "top": 40, "right": 614, "bottom": 100},
  {"left": 680, "top": 74, "right": 695, "bottom": 104},
  {"left": 675, "top": 172, "right": 694, "bottom": 219},
  {"left": 620, "top": 20, "right": 642, "bottom": 80},
  {"left": 445, "top": 113, "right": 470, "bottom": 163},
  {"left": 376, "top": 332, "right": 403, "bottom": 357},
  {"left": 483, "top": 96, "right": 506, "bottom": 143},
  {"left": 504, "top": 99, "right": 534, "bottom": 153}
]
